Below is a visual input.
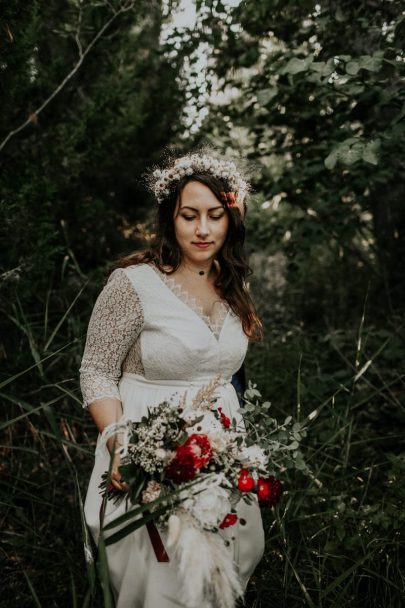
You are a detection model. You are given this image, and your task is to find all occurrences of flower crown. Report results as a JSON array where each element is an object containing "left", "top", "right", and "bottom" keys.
[{"left": 148, "top": 153, "right": 250, "bottom": 207}]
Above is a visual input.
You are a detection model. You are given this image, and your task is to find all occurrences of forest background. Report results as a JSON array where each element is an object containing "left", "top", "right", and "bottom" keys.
[{"left": 1, "top": 1, "right": 404, "bottom": 607}]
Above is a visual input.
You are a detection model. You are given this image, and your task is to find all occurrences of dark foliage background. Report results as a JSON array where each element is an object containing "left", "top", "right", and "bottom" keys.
[{"left": 1, "top": 1, "right": 404, "bottom": 606}]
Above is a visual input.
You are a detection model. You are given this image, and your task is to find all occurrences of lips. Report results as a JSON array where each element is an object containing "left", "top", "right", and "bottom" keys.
[{"left": 193, "top": 242, "right": 212, "bottom": 248}]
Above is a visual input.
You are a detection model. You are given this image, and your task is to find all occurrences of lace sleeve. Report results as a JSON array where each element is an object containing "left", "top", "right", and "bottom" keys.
[{"left": 79, "top": 268, "right": 144, "bottom": 408}]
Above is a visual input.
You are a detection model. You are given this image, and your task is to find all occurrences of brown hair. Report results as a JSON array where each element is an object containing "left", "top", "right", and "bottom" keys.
[{"left": 112, "top": 173, "right": 263, "bottom": 342}]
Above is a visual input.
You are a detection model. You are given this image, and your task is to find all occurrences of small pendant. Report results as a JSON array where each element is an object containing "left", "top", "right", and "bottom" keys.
[{"left": 199, "top": 270, "right": 205, "bottom": 276}]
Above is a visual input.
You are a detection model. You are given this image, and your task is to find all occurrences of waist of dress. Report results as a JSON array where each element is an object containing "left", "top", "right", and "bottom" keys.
[{"left": 120, "top": 372, "right": 233, "bottom": 390}]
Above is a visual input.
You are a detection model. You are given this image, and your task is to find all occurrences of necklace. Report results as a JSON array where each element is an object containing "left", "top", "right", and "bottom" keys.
[{"left": 181, "top": 262, "right": 215, "bottom": 277}]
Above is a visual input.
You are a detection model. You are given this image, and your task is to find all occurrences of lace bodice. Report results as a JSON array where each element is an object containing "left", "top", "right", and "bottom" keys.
[
  {"left": 152, "top": 265, "right": 230, "bottom": 338},
  {"left": 79, "top": 263, "right": 249, "bottom": 408}
]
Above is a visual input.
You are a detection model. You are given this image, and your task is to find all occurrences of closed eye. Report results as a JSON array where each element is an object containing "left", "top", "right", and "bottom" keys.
[{"left": 182, "top": 214, "right": 225, "bottom": 221}]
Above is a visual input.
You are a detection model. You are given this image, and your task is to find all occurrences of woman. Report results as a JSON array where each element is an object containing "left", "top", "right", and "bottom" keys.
[{"left": 80, "top": 152, "right": 265, "bottom": 608}]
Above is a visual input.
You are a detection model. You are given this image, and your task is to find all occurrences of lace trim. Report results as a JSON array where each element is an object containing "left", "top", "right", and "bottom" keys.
[{"left": 149, "top": 264, "right": 229, "bottom": 339}]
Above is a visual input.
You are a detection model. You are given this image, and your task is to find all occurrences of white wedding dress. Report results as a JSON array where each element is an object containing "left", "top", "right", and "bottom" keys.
[{"left": 80, "top": 262, "right": 265, "bottom": 608}]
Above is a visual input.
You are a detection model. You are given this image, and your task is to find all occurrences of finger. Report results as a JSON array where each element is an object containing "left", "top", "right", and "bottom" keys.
[
  {"left": 111, "top": 471, "right": 129, "bottom": 492},
  {"left": 111, "top": 478, "right": 127, "bottom": 492},
  {"left": 110, "top": 478, "right": 121, "bottom": 490}
]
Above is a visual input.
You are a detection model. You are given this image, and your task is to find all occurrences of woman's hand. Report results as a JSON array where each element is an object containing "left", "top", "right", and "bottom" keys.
[
  {"left": 86, "top": 399, "right": 130, "bottom": 492},
  {"left": 107, "top": 434, "right": 130, "bottom": 492}
]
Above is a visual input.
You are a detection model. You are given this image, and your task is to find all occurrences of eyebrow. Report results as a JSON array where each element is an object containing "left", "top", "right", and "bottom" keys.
[{"left": 179, "top": 205, "right": 224, "bottom": 212}]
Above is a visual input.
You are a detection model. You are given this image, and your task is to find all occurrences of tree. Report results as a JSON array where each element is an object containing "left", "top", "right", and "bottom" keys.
[
  {"left": 194, "top": 0, "right": 405, "bottom": 317},
  {"left": 0, "top": 0, "right": 186, "bottom": 294}
]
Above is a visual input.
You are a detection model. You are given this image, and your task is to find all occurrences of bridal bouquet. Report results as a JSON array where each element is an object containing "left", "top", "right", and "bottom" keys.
[{"left": 98, "top": 376, "right": 304, "bottom": 608}]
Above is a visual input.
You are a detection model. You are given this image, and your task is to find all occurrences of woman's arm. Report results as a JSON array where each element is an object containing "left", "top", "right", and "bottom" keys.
[
  {"left": 88, "top": 397, "right": 128, "bottom": 491},
  {"left": 80, "top": 268, "right": 144, "bottom": 490}
]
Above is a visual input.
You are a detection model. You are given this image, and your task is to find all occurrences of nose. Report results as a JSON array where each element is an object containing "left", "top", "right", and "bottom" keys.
[{"left": 196, "top": 217, "right": 209, "bottom": 237}]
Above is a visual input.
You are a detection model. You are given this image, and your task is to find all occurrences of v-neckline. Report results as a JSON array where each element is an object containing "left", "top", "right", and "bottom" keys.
[{"left": 146, "top": 263, "right": 230, "bottom": 341}]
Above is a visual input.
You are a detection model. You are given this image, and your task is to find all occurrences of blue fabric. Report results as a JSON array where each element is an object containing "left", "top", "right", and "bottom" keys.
[{"left": 231, "top": 364, "right": 246, "bottom": 407}]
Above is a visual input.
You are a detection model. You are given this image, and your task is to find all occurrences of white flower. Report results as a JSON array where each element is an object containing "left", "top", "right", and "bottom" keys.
[
  {"left": 183, "top": 410, "right": 224, "bottom": 437},
  {"left": 177, "top": 159, "right": 192, "bottom": 169},
  {"left": 239, "top": 444, "right": 268, "bottom": 469},
  {"left": 142, "top": 480, "right": 161, "bottom": 504},
  {"left": 184, "top": 482, "right": 231, "bottom": 529},
  {"left": 155, "top": 448, "right": 167, "bottom": 460},
  {"left": 208, "top": 432, "right": 229, "bottom": 453}
]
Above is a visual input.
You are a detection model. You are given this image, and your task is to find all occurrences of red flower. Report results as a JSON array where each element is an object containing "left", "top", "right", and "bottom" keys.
[
  {"left": 237, "top": 468, "right": 255, "bottom": 492},
  {"left": 257, "top": 476, "right": 283, "bottom": 506},
  {"left": 165, "top": 446, "right": 197, "bottom": 484},
  {"left": 219, "top": 513, "right": 238, "bottom": 529},
  {"left": 183, "top": 434, "right": 212, "bottom": 468},
  {"left": 165, "top": 434, "right": 212, "bottom": 484},
  {"left": 220, "top": 191, "right": 238, "bottom": 208},
  {"left": 217, "top": 407, "right": 231, "bottom": 429}
]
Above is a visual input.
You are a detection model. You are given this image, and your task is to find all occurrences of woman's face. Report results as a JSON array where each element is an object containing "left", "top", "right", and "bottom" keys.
[{"left": 173, "top": 180, "right": 229, "bottom": 266}]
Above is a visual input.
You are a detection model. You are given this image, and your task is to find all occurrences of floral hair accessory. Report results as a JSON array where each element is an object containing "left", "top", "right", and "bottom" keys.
[
  {"left": 220, "top": 191, "right": 238, "bottom": 208},
  {"left": 147, "top": 152, "right": 250, "bottom": 207}
]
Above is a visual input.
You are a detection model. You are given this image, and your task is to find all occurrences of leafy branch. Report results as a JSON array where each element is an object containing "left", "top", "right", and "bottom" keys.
[{"left": 0, "top": 0, "right": 136, "bottom": 153}]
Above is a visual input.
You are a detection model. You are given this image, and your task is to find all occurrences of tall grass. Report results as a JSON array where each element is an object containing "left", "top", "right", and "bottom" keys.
[
  {"left": 1, "top": 267, "right": 404, "bottom": 607},
  {"left": 244, "top": 298, "right": 405, "bottom": 607}
]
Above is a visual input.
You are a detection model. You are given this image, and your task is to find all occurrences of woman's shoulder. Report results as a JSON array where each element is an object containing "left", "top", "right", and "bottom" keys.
[
  {"left": 108, "top": 262, "right": 152, "bottom": 280},
  {"left": 109, "top": 262, "right": 167, "bottom": 294},
  {"left": 103, "top": 264, "right": 153, "bottom": 295}
]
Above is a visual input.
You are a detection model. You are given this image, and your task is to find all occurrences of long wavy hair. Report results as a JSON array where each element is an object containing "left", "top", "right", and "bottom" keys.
[{"left": 112, "top": 173, "right": 263, "bottom": 342}]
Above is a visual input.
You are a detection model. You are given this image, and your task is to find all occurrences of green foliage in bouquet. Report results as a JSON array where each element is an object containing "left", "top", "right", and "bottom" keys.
[{"left": 242, "top": 381, "right": 311, "bottom": 478}]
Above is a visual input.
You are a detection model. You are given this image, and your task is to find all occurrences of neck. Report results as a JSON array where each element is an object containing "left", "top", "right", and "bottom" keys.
[{"left": 179, "top": 258, "right": 216, "bottom": 278}]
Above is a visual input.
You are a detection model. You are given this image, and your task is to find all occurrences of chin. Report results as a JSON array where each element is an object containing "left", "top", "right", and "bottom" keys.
[{"left": 186, "top": 249, "right": 216, "bottom": 263}]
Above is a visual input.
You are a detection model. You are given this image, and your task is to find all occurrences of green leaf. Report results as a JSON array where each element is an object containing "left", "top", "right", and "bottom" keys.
[
  {"left": 104, "top": 505, "right": 168, "bottom": 546},
  {"left": 358, "top": 54, "right": 383, "bottom": 72},
  {"left": 281, "top": 57, "right": 313, "bottom": 75},
  {"left": 256, "top": 87, "right": 278, "bottom": 106},
  {"left": 320, "top": 552, "right": 375, "bottom": 598},
  {"left": 324, "top": 149, "right": 338, "bottom": 170},
  {"left": 22, "top": 569, "right": 43, "bottom": 608},
  {"left": 311, "top": 61, "right": 335, "bottom": 77},
  {"left": 346, "top": 61, "right": 360, "bottom": 75},
  {"left": 343, "top": 83, "right": 365, "bottom": 95},
  {"left": 362, "top": 139, "right": 380, "bottom": 165},
  {"left": 335, "top": 7, "right": 345, "bottom": 22},
  {"left": 337, "top": 141, "right": 363, "bottom": 165},
  {"left": 74, "top": 471, "right": 96, "bottom": 594},
  {"left": 96, "top": 535, "right": 115, "bottom": 607}
]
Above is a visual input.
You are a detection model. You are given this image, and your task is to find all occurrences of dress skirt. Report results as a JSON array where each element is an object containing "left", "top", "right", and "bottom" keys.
[{"left": 84, "top": 372, "right": 265, "bottom": 608}]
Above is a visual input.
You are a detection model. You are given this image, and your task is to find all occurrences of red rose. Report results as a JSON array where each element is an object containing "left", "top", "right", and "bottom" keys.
[
  {"left": 165, "top": 446, "right": 197, "bottom": 484},
  {"left": 183, "top": 434, "right": 212, "bottom": 468},
  {"left": 219, "top": 513, "right": 238, "bottom": 529},
  {"left": 217, "top": 407, "right": 231, "bottom": 429},
  {"left": 257, "top": 476, "right": 283, "bottom": 506},
  {"left": 237, "top": 468, "right": 255, "bottom": 492}
]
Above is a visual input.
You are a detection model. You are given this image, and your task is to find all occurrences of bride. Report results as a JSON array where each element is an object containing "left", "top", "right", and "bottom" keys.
[{"left": 79, "top": 152, "right": 265, "bottom": 607}]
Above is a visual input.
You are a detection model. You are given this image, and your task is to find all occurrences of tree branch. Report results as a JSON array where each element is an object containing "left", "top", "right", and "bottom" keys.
[{"left": 0, "top": 0, "right": 135, "bottom": 154}]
